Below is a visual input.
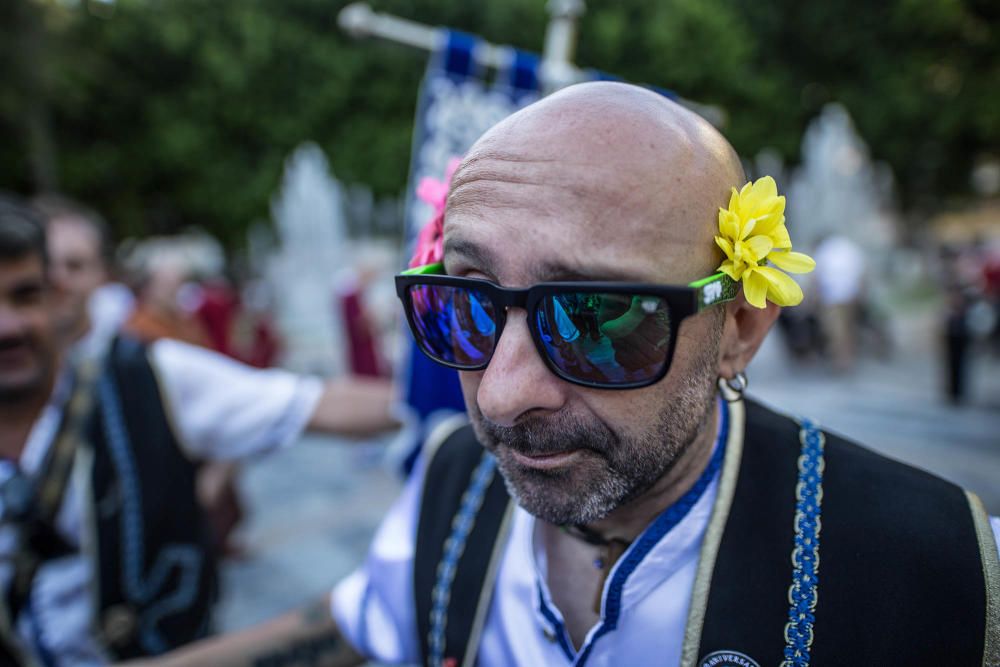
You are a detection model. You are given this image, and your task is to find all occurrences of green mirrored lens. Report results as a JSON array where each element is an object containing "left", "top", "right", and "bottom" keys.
[{"left": 536, "top": 292, "right": 672, "bottom": 385}]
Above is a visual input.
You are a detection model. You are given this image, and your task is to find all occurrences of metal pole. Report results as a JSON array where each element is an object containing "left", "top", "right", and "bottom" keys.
[
  {"left": 338, "top": 2, "right": 511, "bottom": 70},
  {"left": 541, "top": 0, "right": 586, "bottom": 93}
]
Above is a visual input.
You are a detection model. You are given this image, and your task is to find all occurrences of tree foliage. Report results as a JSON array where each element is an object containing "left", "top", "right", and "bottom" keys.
[{"left": 0, "top": 0, "right": 996, "bottom": 246}]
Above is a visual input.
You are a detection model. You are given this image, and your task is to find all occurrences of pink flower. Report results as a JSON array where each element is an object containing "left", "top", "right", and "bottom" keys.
[{"left": 409, "top": 157, "right": 462, "bottom": 268}]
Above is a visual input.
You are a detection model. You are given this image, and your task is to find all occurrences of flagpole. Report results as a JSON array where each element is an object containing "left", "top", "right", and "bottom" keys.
[
  {"left": 541, "top": 0, "right": 586, "bottom": 93},
  {"left": 338, "top": 1, "right": 586, "bottom": 88},
  {"left": 338, "top": 2, "right": 512, "bottom": 70},
  {"left": 336, "top": 2, "right": 726, "bottom": 127}
]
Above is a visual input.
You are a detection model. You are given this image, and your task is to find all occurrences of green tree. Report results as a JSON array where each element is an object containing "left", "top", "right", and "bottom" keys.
[{"left": 0, "top": 0, "right": 996, "bottom": 246}]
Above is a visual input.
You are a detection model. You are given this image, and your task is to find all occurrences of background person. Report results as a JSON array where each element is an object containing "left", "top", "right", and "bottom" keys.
[{"left": 0, "top": 194, "right": 398, "bottom": 666}]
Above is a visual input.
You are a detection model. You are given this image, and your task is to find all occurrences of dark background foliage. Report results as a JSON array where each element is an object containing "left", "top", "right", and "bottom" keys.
[{"left": 1, "top": 0, "right": 996, "bottom": 246}]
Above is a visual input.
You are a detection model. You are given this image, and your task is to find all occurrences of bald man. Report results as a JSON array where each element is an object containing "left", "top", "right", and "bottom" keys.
[{"left": 139, "top": 83, "right": 999, "bottom": 667}]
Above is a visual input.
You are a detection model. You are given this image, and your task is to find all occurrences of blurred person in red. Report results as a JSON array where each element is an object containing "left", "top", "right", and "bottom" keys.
[
  {"left": 192, "top": 276, "right": 239, "bottom": 358},
  {"left": 122, "top": 255, "right": 210, "bottom": 348},
  {"left": 0, "top": 194, "right": 398, "bottom": 666},
  {"left": 335, "top": 263, "right": 386, "bottom": 378}
]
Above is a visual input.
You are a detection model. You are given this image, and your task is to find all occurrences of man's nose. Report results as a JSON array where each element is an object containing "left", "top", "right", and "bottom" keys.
[{"left": 475, "top": 309, "right": 568, "bottom": 427}]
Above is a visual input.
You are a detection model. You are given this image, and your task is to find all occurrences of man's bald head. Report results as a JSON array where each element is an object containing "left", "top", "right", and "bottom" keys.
[{"left": 446, "top": 81, "right": 745, "bottom": 279}]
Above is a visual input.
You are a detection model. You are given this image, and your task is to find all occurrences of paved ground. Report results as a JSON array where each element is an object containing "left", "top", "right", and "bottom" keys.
[{"left": 218, "top": 307, "right": 1000, "bottom": 635}]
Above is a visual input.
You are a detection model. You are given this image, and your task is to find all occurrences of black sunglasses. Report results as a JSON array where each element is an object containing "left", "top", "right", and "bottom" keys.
[{"left": 396, "top": 263, "right": 737, "bottom": 389}]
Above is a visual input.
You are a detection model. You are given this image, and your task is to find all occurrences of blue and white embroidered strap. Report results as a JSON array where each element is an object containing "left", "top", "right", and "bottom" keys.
[
  {"left": 427, "top": 452, "right": 499, "bottom": 667},
  {"left": 781, "top": 419, "right": 826, "bottom": 667}
]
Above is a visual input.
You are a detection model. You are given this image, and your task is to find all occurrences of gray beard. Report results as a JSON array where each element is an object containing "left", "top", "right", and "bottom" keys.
[{"left": 470, "top": 358, "right": 718, "bottom": 526}]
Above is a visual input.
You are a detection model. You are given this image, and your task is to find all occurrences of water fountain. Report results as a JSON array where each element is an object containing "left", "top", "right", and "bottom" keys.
[
  {"left": 786, "top": 103, "right": 897, "bottom": 252},
  {"left": 265, "top": 142, "right": 349, "bottom": 375}
]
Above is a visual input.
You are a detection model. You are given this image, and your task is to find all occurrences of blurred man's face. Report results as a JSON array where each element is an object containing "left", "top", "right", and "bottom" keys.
[
  {"left": 0, "top": 254, "right": 59, "bottom": 402},
  {"left": 47, "top": 216, "right": 107, "bottom": 337}
]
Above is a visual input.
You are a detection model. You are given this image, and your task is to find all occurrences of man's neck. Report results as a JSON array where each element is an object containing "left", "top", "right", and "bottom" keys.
[
  {"left": 584, "top": 398, "right": 721, "bottom": 542},
  {"left": 0, "top": 371, "right": 59, "bottom": 462}
]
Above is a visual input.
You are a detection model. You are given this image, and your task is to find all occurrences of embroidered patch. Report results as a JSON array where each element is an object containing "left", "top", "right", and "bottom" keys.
[{"left": 699, "top": 650, "right": 761, "bottom": 667}]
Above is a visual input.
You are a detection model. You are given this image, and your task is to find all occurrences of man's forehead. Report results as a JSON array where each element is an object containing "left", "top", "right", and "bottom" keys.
[{"left": 443, "top": 156, "right": 713, "bottom": 283}]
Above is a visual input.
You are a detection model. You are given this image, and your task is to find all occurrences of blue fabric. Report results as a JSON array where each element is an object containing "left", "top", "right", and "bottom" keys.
[
  {"left": 510, "top": 50, "right": 540, "bottom": 92},
  {"left": 443, "top": 30, "right": 478, "bottom": 77}
]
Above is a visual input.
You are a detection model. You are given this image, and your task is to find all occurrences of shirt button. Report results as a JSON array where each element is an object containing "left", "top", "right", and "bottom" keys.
[{"left": 543, "top": 628, "right": 556, "bottom": 642}]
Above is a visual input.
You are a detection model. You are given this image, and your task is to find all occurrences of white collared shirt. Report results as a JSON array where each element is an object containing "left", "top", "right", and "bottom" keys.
[
  {"left": 332, "top": 416, "right": 1000, "bottom": 667},
  {"left": 1, "top": 338, "right": 323, "bottom": 666}
]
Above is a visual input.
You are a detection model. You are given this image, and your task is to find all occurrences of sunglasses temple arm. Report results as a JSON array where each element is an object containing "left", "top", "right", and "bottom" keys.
[
  {"left": 400, "top": 262, "right": 445, "bottom": 276},
  {"left": 690, "top": 273, "right": 739, "bottom": 312}
]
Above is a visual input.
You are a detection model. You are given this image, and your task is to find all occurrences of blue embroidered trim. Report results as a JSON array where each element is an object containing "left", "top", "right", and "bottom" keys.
[
  {"left": 536, "top": 582, "right": 577, "bottom": 661},
  {"left": 427, "top": 452, "right": 498, "bottom": 667},
  {"left": 780, "top": 419, "right": 826, "bottom": 667},
  {"left": 574, "top": 400, "right": 729, "bottom": 667},
  {"left": 98, "top": 370, "right": 202, "bottom": 654}
]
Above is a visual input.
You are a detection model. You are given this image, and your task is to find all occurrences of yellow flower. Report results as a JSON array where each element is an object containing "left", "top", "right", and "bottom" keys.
[{"left": 714, "top": 176, "right": 816, "bottom": 309}]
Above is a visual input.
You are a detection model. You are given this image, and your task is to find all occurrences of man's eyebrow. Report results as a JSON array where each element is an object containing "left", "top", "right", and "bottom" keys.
[
  {"left": 442, "top": 237, "right": 498, "bottom": 275},
  {"left": 534, "top": 260, "right": 644, "bottom": 283}
]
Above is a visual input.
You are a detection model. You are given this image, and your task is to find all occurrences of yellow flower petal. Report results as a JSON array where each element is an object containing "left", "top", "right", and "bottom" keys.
[
  {"left": 727, "top": 187, "right": 740, "bottom": 215},
  {"left": 755, "top": 176, "right": 778, "bottom": 199},
  {"left": 742, "top": 177, "right": 777, "bottom": 218},
  {"left": 742, "top": 268, "right": 768, "bottom": 308},
  {"left": 749, "top": 208, "right": 785, "bottom": 238},
  {"left": 719, "top": 209, "right": 740, "bottom": 243},
  {"left": 756, "top": 266, "right": 804, "bottom": 307},
  {"left": 715, "top": 236, "right": 735, "bottom": 259},
  {"left": 769, "top": 223, "right": 792, "bottom": 249},
  {"left": 745, "top": 235, "right": 774, "bottom": 261},
  {"left": 718, "top": 261, "right": 741, "bottom": 281},
  {"left": 768, "top": 250, "right": 816, "bottom": 274}
]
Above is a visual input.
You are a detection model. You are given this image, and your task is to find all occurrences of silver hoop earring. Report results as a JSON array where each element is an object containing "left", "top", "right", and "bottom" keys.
[{"left": 720, "top": 371, "right": 748, "bottom": 401}]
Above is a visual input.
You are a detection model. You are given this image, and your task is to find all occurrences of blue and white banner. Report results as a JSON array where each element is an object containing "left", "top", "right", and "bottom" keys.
[{"left": 397, "top": 31, "right": 541, "bottom": 473}]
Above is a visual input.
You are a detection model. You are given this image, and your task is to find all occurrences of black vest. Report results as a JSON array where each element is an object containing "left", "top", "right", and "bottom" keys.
[
  {"left": 83, "top": 336, "right": 218, "bottom": 660},
  {"left": 414, "top": 399, "right": 998, "bottom": 666}
]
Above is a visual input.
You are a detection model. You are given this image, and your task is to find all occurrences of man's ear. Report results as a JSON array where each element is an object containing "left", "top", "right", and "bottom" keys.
[{"left": 717, "top": 291, "right": 780, "bottom": 379}]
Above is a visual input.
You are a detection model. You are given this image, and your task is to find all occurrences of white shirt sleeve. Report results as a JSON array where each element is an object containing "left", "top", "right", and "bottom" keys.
[
  {"left": 331, "top": 456, "right": 424, "bottom": 663},
  {"left": 148, "top": 339, "right": 323, "bottom": 461}
]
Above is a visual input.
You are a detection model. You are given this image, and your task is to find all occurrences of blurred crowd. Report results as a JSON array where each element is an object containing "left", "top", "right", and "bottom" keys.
[
  {"left": 773, "top": 231, "right": 1000, "bottom": 404},
  {"left": 939, "top": 238, "right": 1000, "bottom": 403}
]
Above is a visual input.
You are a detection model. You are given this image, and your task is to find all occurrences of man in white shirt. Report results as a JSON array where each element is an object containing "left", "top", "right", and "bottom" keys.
[
  {"left": 0, "top": 195, "right": 398, "bottom": 665},
  {"left": 812, "top": 234, "right": 866, "bottom": 371},
  {"left": 139, "top": 82, "right": 998, "bottom": 667}
]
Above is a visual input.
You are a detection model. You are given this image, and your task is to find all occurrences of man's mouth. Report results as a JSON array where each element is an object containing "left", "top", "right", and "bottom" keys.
[
  {"left": 0, "top": 340, "right": 34, "bottom": 367},
  {"left": 508, "top": 448, "right": 583, "bottom": 471}
]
